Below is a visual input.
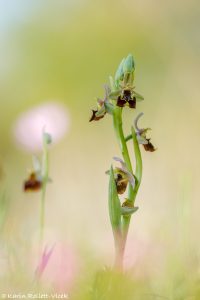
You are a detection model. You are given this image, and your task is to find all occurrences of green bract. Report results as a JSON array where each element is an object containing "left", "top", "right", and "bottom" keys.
[
  {"left": 121, "top": 206, "right": 138, "bottom": 216},
  {"left": 108, "top": 166, "right": 121, "bottom": 230}
]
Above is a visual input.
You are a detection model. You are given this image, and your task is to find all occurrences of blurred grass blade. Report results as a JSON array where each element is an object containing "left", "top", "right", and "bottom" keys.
[{"left": 0, "top": 191, "right": 9, "bottom": 231}]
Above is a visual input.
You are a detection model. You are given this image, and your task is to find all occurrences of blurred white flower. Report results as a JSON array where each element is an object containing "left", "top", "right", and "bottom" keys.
[{"left": 13, "top": 102, "right": 70, "bottom": 152}]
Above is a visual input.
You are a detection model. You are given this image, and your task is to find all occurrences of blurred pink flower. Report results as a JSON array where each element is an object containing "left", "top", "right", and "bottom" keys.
[
  {"left": 124, "top": 235, "right": 165, "bottom": 278},
  {"left": 33, "top": 241, "right": 78, "bottom": 292},
  {"left": 13, "top": 102, "right": 70, "bottom": 152},
  {"left": 35, "top": 244, "right": 55, "bottom": 279}
]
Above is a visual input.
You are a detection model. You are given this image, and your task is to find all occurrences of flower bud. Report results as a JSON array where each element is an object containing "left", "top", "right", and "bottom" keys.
[
  {"left": 114, "top": 58, "right": 125, "bottom": 83},
  {"left": 43, "top": 132, "right": 52, "bottom": 145},
  {"left": 123, "top": 54, "right": 135, "bottom": 86},
  {"left": 123, "top": 54, "right": 135, "bottom": 74}
]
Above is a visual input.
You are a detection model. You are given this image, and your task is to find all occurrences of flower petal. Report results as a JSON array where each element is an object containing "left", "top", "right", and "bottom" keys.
[
  {"left": 134, "top": 112, "right": 144, "bottom": 132},
  {"left": 133, "top": 91, "right": 144, "bottom": 101}
]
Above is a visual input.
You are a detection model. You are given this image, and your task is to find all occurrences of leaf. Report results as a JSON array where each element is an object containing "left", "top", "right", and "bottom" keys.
[
  {"left": 104, "top": 101, "right": 114, "bottom": 115},
  {"left": 108, "top": 166, "right": 121, "bottom": 230}
]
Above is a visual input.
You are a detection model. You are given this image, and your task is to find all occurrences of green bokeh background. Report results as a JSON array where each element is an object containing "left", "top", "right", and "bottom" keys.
[{"left": 0, "top": 0, "right": 200, "bottom": 296}]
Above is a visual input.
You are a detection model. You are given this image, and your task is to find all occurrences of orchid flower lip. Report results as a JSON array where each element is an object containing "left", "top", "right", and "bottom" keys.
[
  {"left": 113, "top": 157, "right": 135, "bottom": 190},
  {"left": 116, "top": 89, "right": 136, "bottom": 109},
  {"left": 89, "top": 109, "right": 105, "bottom": 122},
  {"left": 24, "top": 172, "right": 42, "bottom": 192}
]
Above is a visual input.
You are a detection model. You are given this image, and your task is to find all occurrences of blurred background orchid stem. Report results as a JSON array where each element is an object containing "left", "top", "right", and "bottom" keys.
[{"left": 40, "top": 131, "right": 51, "bottom": 246}]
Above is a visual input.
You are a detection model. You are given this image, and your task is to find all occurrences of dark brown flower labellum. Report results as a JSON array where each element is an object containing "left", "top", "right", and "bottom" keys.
[
  {"left": 143, "top": 139, "right": 156, "bottom": 152},
  {"left": 122, "top": 90, "right": 132, "bottom": 101},
  {"left": 116, "top": 97, "right": 126, "bottom": 107},
  {"left": 116, "top": 90, "right": 136, "bottom": 108},
  {"left": 89, "top": 110, "right": 105, "bottom": 122},
  {"left": 115, "top": 173, "right": 128, "bottom": 194},
  {"left": 24, "top": 172, "right": 42, "bottom": 192},
  {"left": 128, "top": 97, "right": 136, "bottom": 108}
]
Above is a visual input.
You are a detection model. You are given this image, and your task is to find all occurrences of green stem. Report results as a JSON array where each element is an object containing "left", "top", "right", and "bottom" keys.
[
  {"left": 112, "top": 107, "right": 134, "bottom": 267},
  {"left": 121, "top": 127, "right": 143, "bottom": 242},
  {"left": 113, "top": 107, "right": 133, "bottom": 174},
  {"left": 113, "top": 229, "right": 125, "bottom": 270},
  {"left": 132, "top": 126, "right": 142, "bottom": 192},
  {"left": 40, "top": 136, "right": 49, "bottom": 246},
  {"left": 112, "top": 108, "right": 143, "bottom": 269},
  {"left": 125, "top": 133, "right": 132, "bottom": 142},
  {"left": 40, "top": 184, "right": 46, "bottom": 245}
]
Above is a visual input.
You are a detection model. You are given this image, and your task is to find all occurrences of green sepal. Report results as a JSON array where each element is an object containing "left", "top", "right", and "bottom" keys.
[
  {"left": 133, "top": 91, "right": 144, "bottom": 101},
  {"left": 108, "top": 165, "right": 121, "bottom": 229},
  {"left": 109, "top": 76, "right": 117, "bottom": 91},
  {"left": 105, "top": 102, "right": 114, "bottom": 115},
  {"left": 109, "top": 90, "right": 121, "bottom": 100},
  {"left": 95, "top": 106, "right": 106, "bottom": 117},
  {"left": 121, "top": 206, "right": 139, "bottom": 216}
]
